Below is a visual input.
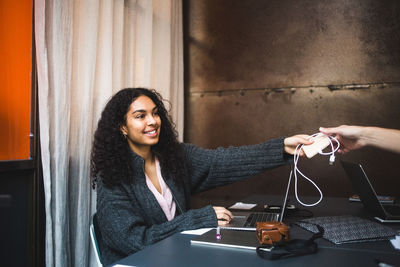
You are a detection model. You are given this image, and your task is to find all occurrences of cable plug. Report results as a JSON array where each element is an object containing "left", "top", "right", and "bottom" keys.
[{"left": 329, "top": 154, "right": 335, "bottom": 165}]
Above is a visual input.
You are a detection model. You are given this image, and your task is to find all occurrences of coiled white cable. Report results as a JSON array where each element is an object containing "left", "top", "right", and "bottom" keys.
[{"left": 293, "top": 133, "right": 340, "bottom": 207}]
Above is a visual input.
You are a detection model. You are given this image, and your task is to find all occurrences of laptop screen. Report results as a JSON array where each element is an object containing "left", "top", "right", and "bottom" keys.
[{"left": 340, "top": 160, "right": 387, "bottom": 218}]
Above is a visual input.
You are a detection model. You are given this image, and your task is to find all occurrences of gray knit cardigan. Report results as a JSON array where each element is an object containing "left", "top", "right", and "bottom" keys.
[{"left": 96, "top": 137, "right": 291, "bottom": 265}]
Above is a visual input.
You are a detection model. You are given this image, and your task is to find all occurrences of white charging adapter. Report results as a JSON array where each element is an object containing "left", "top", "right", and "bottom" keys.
[
  {"left": 292, "top": 133, "right": 340, "bottom": 207},
  {"left": 302, "top": 134, "right": 331, "bottom": 159}
]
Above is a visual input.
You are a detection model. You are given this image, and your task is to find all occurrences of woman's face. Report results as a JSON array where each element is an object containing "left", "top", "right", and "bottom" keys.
[{"left": 121, "top": 95, "right": 161, "bottom": 153}]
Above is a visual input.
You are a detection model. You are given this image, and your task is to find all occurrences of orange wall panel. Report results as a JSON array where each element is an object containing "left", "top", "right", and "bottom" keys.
[{"left": 0, "top": 0, "right": 32, "bottom": 160}]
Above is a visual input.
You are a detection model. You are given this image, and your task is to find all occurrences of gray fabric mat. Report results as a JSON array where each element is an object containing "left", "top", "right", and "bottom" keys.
[{"left": 296, "top": 215, "right": 396, "bottom": 244}]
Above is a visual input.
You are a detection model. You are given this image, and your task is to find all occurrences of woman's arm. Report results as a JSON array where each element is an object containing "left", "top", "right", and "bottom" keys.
[{"left": 183, "top": 135, "right": 311, "bottom": 194}]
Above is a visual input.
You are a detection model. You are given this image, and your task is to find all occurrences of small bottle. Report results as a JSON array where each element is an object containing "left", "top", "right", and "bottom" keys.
[{"left": 216, "top": 227, "right": 221, "bottom": 240}]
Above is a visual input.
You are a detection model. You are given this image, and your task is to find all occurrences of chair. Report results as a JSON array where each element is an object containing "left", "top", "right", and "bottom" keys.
[{"left": 90, "top": 213, "right": 103, "bottom": 267}]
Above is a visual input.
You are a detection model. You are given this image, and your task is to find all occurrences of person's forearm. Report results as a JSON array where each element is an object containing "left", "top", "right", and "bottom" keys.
[{"left": 361, "top": 127, "right": 400, "bottom": 153}]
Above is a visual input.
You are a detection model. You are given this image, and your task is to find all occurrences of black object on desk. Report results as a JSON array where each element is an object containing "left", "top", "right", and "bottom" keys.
[{"left": 341, "top": 160, "right": 400, "bottom": 221}]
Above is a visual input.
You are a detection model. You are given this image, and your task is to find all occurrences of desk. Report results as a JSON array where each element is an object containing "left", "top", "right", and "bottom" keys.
[{"left": 112, "top": 196, "right": 400, "bottom": 267}]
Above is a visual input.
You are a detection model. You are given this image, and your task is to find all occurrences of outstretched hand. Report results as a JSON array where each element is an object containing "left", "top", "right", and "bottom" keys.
[
  {"left": 212, "top": 206, "right": 233, "bottom": 226},
  {"left": 283, "top": 134, "right": 313, "bottom": 156},
  {"left": 319, "top": 125, "right": 365, "bottom": 153}
]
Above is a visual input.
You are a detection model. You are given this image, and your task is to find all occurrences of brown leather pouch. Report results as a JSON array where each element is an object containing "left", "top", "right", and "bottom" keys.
[{"left": 256, "top": 221, "right": 290, "bottom": 245}]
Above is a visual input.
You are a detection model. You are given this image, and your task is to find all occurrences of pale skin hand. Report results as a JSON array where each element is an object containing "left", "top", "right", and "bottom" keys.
[
  {"left": 319, "top": 125, "right": 366, "bottom": 153},
  {"left": 319, "top": 125, "right": 400, "bottom": 154},
  {"left": 213, "top": 206, "right": 233, "bottom": 226}
]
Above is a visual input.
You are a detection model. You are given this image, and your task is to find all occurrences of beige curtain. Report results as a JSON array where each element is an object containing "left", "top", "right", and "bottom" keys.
[{"left": 34, "top": 0, "right": 183, "bottom": 266}]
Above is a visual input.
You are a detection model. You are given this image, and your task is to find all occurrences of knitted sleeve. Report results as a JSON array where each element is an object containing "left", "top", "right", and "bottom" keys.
[{"left": 182, "top": 137, "right": 291, "bottom": 194}]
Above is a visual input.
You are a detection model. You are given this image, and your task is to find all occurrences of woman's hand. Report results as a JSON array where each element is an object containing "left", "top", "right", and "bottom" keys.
[
  {"left": 212, "top": 206, "right": 233, "bottom": 226},
  {"left": 284, "top": 134, "right": 313, "bottom": 156}
]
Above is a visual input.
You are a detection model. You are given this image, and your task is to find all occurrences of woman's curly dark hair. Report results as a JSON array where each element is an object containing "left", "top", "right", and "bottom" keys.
[{"left": 90, "top": 88, "right": 185, "bottom": 188}]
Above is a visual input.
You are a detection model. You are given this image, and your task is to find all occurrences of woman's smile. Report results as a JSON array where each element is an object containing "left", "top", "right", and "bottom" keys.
[{"left": 144, "top": 129, "right": 158, "bottom": 137}]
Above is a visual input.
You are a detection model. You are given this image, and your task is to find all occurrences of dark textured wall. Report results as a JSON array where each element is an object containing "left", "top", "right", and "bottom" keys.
[{"left": 183, "top": 0, "right": 400, "bottom": 205}]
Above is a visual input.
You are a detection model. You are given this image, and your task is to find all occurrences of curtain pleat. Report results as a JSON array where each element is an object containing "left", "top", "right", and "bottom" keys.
[{"left": 35, "top": 0, "right": 184, "bottom": 266}]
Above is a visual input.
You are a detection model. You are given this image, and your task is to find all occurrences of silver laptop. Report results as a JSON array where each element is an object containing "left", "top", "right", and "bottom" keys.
[
  {"left": 341, "top": 160, "right": 400, "bottom": 221},
  {"left": 191, "top": 170, "right": 293, "bottom": 250},
  {"left": 190, "top": 227, "right": 272, "bottom": 250},
  {"left": 220, "top": 169, "right": 293, "bottom": 231}
]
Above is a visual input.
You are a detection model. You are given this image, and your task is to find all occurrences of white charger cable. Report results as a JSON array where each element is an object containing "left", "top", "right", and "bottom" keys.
[{"left": 293, "top": 133, "right": 340, "bottom": 207}]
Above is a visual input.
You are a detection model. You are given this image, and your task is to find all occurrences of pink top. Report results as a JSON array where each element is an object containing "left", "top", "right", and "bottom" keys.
[{"left": 145, "top": 157, "right": 176, "bottom": 221}]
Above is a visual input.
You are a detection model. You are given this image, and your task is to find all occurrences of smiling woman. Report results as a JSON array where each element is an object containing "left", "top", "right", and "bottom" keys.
[
  {"left": 90, "top": 87, "right": 312, "bottom": 266},
  {"left": 91, "top": 88, "right": 184, "bottom": 189},
  {"left": 120, "top": 95, "right": 162, "bottom": 156},
  {"left": 121, "top": 95, "right": 164, "bottom": 194}
]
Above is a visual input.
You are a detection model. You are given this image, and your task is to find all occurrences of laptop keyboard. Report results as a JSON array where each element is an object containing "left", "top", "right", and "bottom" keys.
[{"left": 244, "top": 212, "right": 278, "bottom": 227}]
